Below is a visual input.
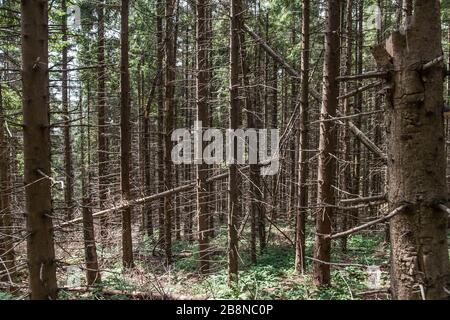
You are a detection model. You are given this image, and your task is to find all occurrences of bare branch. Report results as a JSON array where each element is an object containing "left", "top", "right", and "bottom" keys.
[{"left": 327, "top": 205, "right": 409, "bottom": 240}]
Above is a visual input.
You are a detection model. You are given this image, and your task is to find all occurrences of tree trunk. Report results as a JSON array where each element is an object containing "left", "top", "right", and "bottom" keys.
[
  {"left": 164, "top": 0, "right": 176, "bottom": 265},
  {"left": 196, "top": 0, "right": 211, "bottom": 274},
  {"left": 156, "top": 0, "right": 165, "bottom": 244},
  {"left": 373, "top": 0, "right": 450, "bottom": 300},
  {"left": 228, "top": 0, "right": 242, "bottom": 285},
  {"left": 80, "top": 85, "right": 101, "bottom": 285},
  {"left": 120, "top": 0, "right": 134, "bottom": 269},
  {"left": 21, "top": 0, "right": 57, "bottom": 299},
  {"left": 97, "top": 0, "right": 109, "bottom": 240},
  {"left": 313, "top": 0, "right": 340, "bottom": 286},
  {"left": 340, "top": 0, "right": 353, "bottom": 254},
  {"left": 61, "top": 0, "right": 74, "bottom": 221},
  {"left": 295, "top": 0, "right": 310, "bottom": 274}
]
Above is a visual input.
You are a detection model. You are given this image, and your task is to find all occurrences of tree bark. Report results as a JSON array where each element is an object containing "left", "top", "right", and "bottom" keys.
[
  {"left": 164, "top": 0, "right": 176, "bottom": 265},
  {"left": 313, "top": 0, "right": 340, "bottom": 286},
  {"left": 295, "top": 0, "right": 310, "bottom": 274},
  {"left": 97, "top": 0, "right": 109, "bottom": 240},
  {"left": 21, "top": 0, "right": 57, "bottom": 299},
  {"left": 228, "top": 0, "right": 242, "bottom": 285},
  {"left": 120, "top": 0, "right": 134, "bottom": 269},
  {"left": 61, "top": 0, "right": 74, "bottom": 221},
  {"left": 373, "top": 0, "right": 450, "bottom": 300},
  {"left": 80, "top": 85, "right": 101, "bottom": 285},
  {"left": 196, "top": 0, "right": 211, "bottom": 274},
  {"left": 156, "top": 0, "right": 165, "bottom": 244}
]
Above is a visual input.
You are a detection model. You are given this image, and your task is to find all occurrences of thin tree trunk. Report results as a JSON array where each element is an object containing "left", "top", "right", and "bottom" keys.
[
  {"left": 340, "top": 0, "right": 353, "bottom": 254},
  {"left": 21, "top": 0, "right": 57, "bottom": 299},
  {"left": 196, "top": 0, "right": 210, "bottom": 274},
  {"left": 62, "top": 0, "right": 74, "bottom": 221},
  {"left": 80, "top": 85, "right": 101, "bottom": 285},
  {"left": 228, "top": 0, "right": 242, "bottom": 285},
  {"left": 295, "top": 0, "right": 310, "bottom": 274},
  {"left": 97, "top": 0, "right": 109, "bottom": 240},
  {"left": 164, "top": 0, "right": 176, "bottom": 265},
  {"left": 120, "top": 0, "right": 133, "bottom": 269}
]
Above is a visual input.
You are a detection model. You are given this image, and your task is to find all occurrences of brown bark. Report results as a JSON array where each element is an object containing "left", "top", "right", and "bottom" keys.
[
  {"left": 239, "top": 2, "right": 258, "bottom": 264},
  {"left": 164, "top": 0, "right": 176, "bottom": 265},
  {"left": 80, "top": 85, "right": 101, "bottom": 285},
  {"left": 61, "top": 0, "right": 74, "bottom": 221},
  {"left": 295, "top": 0, "right": 310, "bottom": 274},
  {"left": 21, "top": 0, "right": 57, "bottom": 299},
  {"left": 120, "top": 0, "right": 133, "bottom": 269},
  {"left": 374, "top": 0, "right": 450, "bottom": 300},
  {"left": 340, "top": 0, "right": 353, "bottom": 253},
  {"left": 196, "top": 0, "right": 210, "bottom": 274},
  {"left": 228, "top": 0, "right": 242, "bottom": 285},
  {"left": 97, "top": 0, "right": 108, "bottom": 240},
  {"left": 313, "top": 0, "right": 341, "bottom": 286},
  {"left": 156, "top": 0, "right": 165, "bottom": 244}
]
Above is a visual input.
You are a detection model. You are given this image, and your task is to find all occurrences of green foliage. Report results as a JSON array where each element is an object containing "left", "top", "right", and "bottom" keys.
[
  {"left": 182, "top": 232, "right": 389, "bottom": 300},
  {"left": 0, "top": 291, "right": 15, "bottom": 300}
]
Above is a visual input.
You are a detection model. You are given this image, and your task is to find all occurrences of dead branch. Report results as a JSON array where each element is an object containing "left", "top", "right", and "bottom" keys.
[
  {"left": 421, "top": 56, "right": 443, "bottom": 71},
  {"left": 337, "top": 71, "right": 388, "bottom": 81},
  {"left": 340, "top": 194, "right": 387, "bottom": 205},
  {"left": 242, "top": 24, "right": 386, "bottom": 162},
  {"left": 60, "top": 171, "right": 232, "bottom": 227},
  {"left": 58, "top": 286, "right": 207, "bottom": 300},
  {"left": 327, "top": 205, "right": 409, "bottom": 240}
]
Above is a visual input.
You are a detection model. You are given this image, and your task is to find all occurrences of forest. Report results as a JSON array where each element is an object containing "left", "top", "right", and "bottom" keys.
[{"left": 0, "top": 0, "right": 449, "bottom": 301}]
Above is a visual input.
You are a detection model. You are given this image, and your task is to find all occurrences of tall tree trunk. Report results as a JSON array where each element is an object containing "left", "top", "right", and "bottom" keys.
[
  {"left": 228, "top": 0, "right": 242, "bottom": 285},
  {"left": 239, "top": 1, "right": 258, "bottom": 264},
  {"left": 313, "top": 0, "right": 340, "bottom": 286},
  {"left": 61, "top": 0, "right": 73, "bottom": 221},
  {"left": 295, "top": 0, "right": 310, "bottom": 274},
  {"left": 80, "top": 85, "right": 101, "bottom": 285},
  {"left": 143, "top": 76, "right": 153, "bottom": 237},
  {"left": 164, "top": 0, "right": 176, "bottom": 265},
  {"left": 97, "top": 0, "right": 108, "bottom": 240},
  {"left": 156, "top": 0, "right": 165, "bottom": 244},
  {"left": 340, "top": 0, "right": 353, "bottom": 253},
  {"left": 21, "top": 0, "right": 57, "bottom": 299},
  {"left": 120, "top": 0, "right": 133, "bottom": 269},
  {"left": 374, "top": 0, "right": 450, "bottom": 300},
  {"left": 196, "top": 0, "right": 210, "bottom": 274}
]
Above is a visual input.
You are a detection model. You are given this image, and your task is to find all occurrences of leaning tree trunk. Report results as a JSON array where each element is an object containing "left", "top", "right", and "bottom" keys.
[
  {"left": 373, "top": 0, "right": 450, "bottom": 300},
  {"left": 21, "top": 0, "right": 57, "bottom": 300},
  {"left": 313, "top": 0, "right": 340, "bottom": 286}
]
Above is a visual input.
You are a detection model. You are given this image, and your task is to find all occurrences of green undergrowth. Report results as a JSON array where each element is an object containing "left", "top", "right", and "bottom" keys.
[
  {"left": 172, "top": 232, "right": 389, "bottom": 300},
  {"left": 50, "top": 229, "right": 393, "bottom": 300}
]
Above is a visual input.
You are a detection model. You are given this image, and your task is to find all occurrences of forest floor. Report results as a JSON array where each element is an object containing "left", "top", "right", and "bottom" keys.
[{"left": 45, "top": 224, "right": 397, "bottom": 300}]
